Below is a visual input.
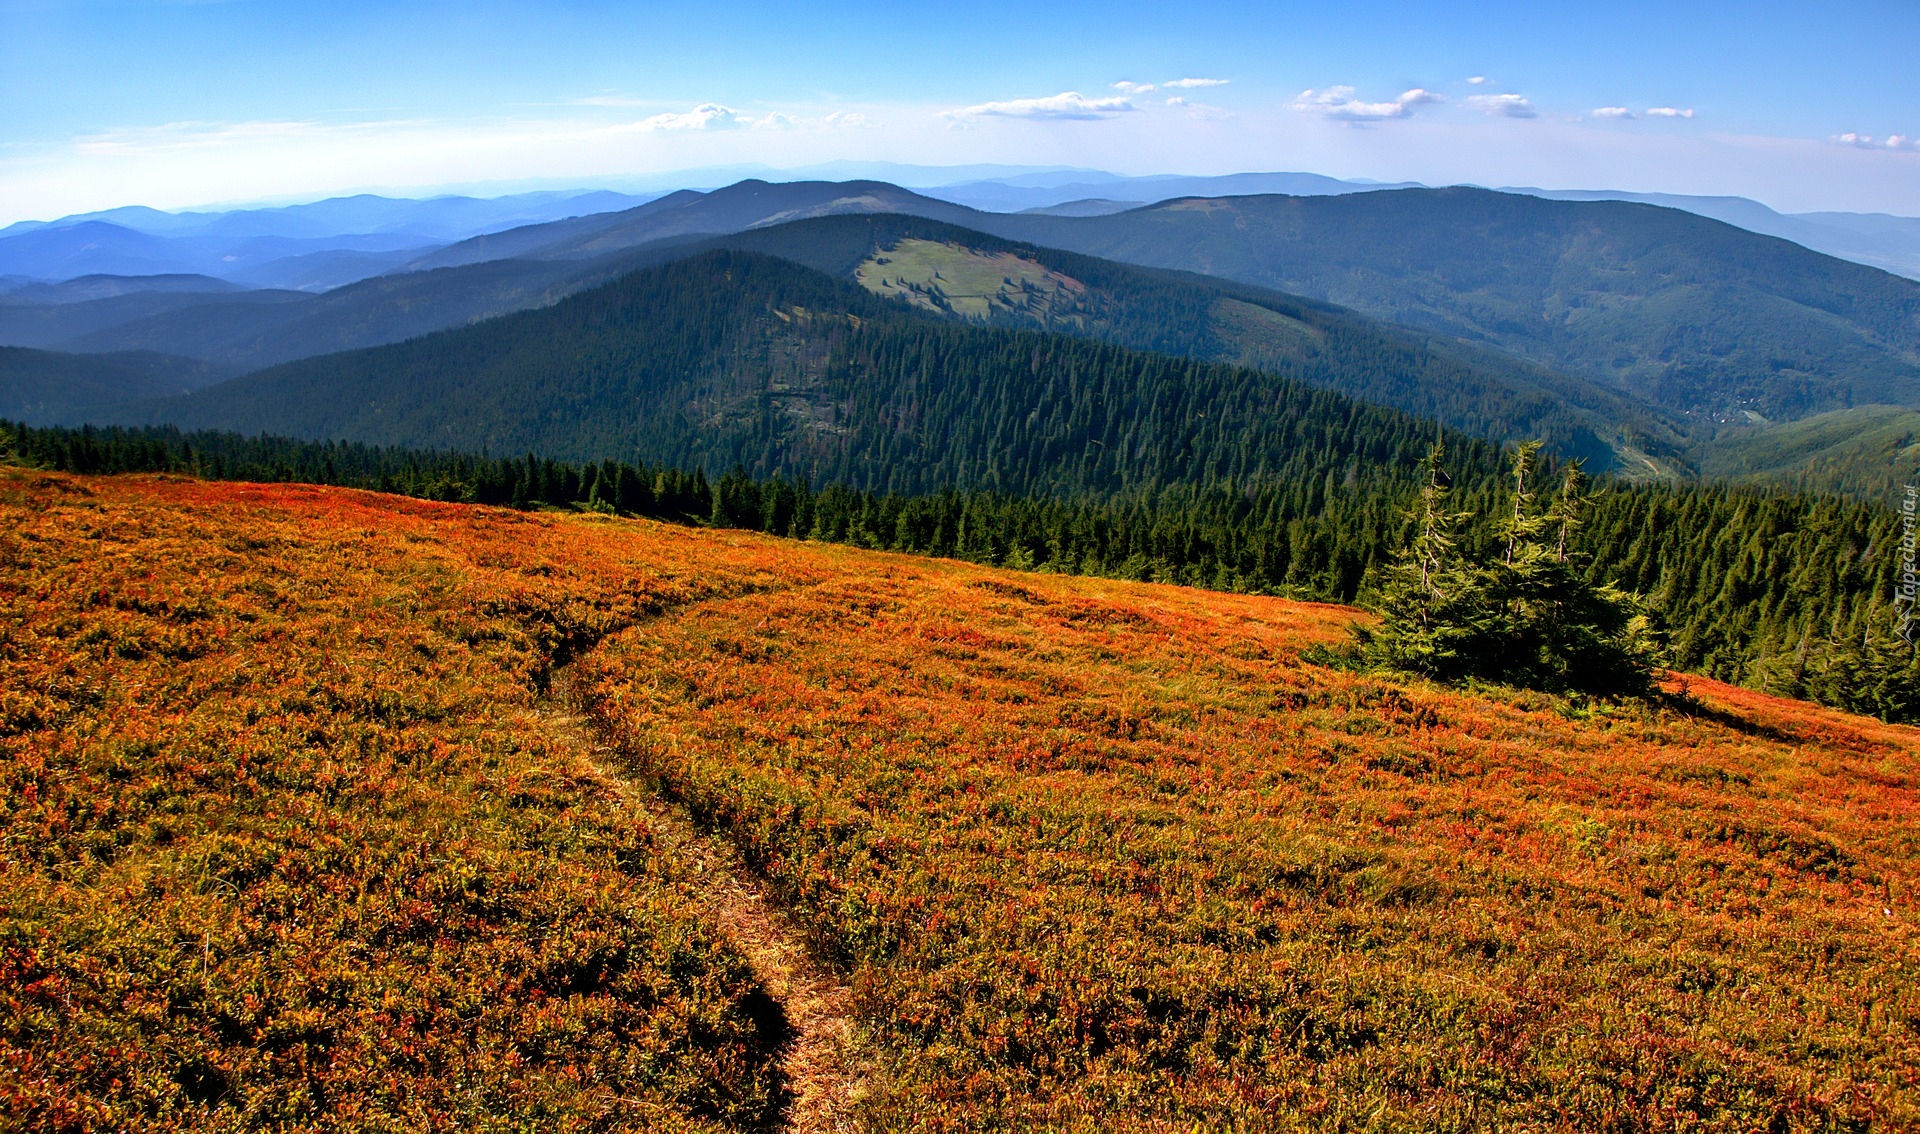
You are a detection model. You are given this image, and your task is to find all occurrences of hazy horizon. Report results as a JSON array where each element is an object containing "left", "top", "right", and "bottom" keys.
[
  {"left": 3, "top": 0, "right": 1917, "bottom": 226},
  {"left": 9, "top": 161, "right": 1920, "bottom": 235}
]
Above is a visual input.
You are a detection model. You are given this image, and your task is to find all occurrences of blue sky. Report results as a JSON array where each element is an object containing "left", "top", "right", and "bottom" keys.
[{"left": 3, "top": 0, "right": 1918, "bottom": 221}]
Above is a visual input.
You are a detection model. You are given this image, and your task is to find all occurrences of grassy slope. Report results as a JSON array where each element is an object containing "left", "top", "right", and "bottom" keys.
[
  {"left": 0, "top": 470, "right": 799, "bottom": 1132},
  {"left": 5, "top": 473, "right": 1918, "bottom": 1131},
  {"left": 578, "top": 551, "right": 1920, "bottom": 1130},
  {"left": 853, "top": 238, "right": 1090, "bottom": 321}
]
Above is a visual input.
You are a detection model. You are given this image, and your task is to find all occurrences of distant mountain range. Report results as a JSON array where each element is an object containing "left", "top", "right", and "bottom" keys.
[
  {"left": 0, "top": 188, "right": 662, "bottom": 291},
  {"left": 3, "top": 174, "right": 1918, "bottom": 495},
  {"left": 1501, "top": 187, "right": 1920, "bottom": 282},
  {"left": 912, "top": 171, "right": 1423, "bottom": 214},
  {"left": 402, "top": 180, "right": 984, "bottom": 271},
  {"left": 4, "top": 169, "right": 1916, "bottom": 293}
]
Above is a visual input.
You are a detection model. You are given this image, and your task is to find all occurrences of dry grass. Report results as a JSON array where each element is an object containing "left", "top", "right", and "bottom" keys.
[
  {"left": 576, "top": 543, "right": 1920, "bottom": 1131},
  {"left": 0, "top": 471, "right": 811, "bottom": 1131},
  {"left": 4, "top": 470, "right": 1916, "bottom": 1132}
]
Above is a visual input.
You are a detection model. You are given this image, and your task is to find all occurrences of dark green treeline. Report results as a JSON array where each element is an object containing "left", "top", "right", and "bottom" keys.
[{"left": 6, "top": 420, "right": 1913, "bottom": 722}]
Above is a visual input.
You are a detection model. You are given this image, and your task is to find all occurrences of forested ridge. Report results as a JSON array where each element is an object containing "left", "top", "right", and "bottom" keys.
[
  {"left": 107, "top": 250, "right": 1518, "bottom": 500},
  {"left": 9, "top": 419, "right": 1914, "bottom": 721},
  {"left": 712, "top": 213, "right": 1676, "bottom": 468},
  {"left": 980, "top": 187, "right": 1920, "bottom": 422}
]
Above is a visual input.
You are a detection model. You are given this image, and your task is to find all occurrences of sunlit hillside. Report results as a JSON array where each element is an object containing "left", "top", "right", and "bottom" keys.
[{"left": 4, "top": 470, "right": 1916, "bottom": 1131}]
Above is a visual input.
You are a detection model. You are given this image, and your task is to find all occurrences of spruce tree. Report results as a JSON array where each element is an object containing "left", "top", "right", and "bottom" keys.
[
  {"left": 1362, "top": 441, "right": 1659, "bottom": 697},
  {"left": 1356, "top": 441, "right": 1486, "bottom": 679}
]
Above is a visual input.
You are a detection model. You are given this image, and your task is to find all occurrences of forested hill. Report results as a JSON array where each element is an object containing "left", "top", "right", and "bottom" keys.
[
  {"left": 703, "top": 213, "right": 1679, "bottom": 470},
  {"left": 0, "top": 345, "right": 216, "bottom": 421},
  {"left": 111, "top": 249, "right": 1504, "bottom": 500},
  {"left": 977, "top": 187, "right": 1920, "bottom": 423}
]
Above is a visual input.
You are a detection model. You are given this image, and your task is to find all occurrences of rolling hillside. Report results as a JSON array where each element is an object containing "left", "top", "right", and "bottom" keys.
[
  {"left": 5, "top": 468, "right": 1915, "bottom": 1130},
  {"left": 0, "top": 249, "right": 698, "bottom": 377},
  {"left": 979, "top": 187, "right": 1920, "bottom": 422},
  {"left": 102, "top": 250, "right": 1502, "bottom": 499},
  {"left": 13, "top": 180, "right": 1920, "bottom": 493},
  {"left": 0, "top": 182, "right": 986, "bottom": 379},
  {"left": 707, "top": 212, "right": 1683, "bottom": 469},
  {"left": 12, "top": 179, "right": 1920, "bottom": 434},
  {"left": 0, "top": 286, "right": 312, "bottom": 361}
]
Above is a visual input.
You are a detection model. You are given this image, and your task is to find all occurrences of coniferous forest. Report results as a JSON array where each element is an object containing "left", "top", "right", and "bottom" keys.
[{"left": 9, "top": 417, "right": 1914, "bottom": 722}]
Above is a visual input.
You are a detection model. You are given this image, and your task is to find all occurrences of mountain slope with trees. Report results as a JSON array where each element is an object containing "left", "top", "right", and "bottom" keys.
[
  {"left": 979, "top": 186, "right": 1920, "bottom": 422},
  {"left": 0, "top": 346, "right": 217, "bottom": 420},
  {"left": 100, "top": 249, "right": 1514, "bottom": 501},
  {"left": 706, "top": 213, "right": 1683, "bottom": 470},
  {"left": 16, "top": 181, "right": 1920, "bottom": 497}
]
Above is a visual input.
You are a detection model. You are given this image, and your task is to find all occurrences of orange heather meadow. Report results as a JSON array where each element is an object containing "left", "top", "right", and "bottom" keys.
[
  {"left": 574, "top": 532, "right": 1920, "bottom": 1130},
  {"left": 3, "top": 470, "right": 1917, "bottom": 1132},
  {"left": 0, "top": 471, "right": 809, "bottom": 1132}
]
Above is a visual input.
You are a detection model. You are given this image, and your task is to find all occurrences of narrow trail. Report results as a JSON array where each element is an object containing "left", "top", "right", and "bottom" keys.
[{"left": 533, "top": 684, "right": 868, "bottom": 1134}]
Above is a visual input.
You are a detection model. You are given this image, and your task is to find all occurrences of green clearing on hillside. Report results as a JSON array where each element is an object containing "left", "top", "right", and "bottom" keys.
[{"left": 854, "top": 238, "right": 1088, "bottom": 321}]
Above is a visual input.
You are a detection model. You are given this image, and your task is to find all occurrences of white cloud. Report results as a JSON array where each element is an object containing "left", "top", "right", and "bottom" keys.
[
  {"left": 1466, "top": 76, "right": 1491, "bottom": 85},
  {"left": 1645, "top": 107, "right": 1695, "bottom": 119},
  {"left": 1835, "top": 132, "right": 1917, "bottom": 150},
  {"left": 1162, "top": 77, "right": 1229, "bottom": 89},
  {"left": 1166, "top": 96, "right": 1187, "bottom": 107},
  {"left": 944, "top": 91, "right": 1137, "bottom": 121},
  {"left": 632, "top": 103, "right": 748, "bottom": 131},
  {"left": 621, "top": 104, "right": 798, "bottom": 132},
  {"left": 823, "top": 111, "right": 873, "bottom": 128},
  {"left": 1466, "top": 93, "right": 1537, "bottom": 118},
  {"left": 1291, "top": 86, "right": 1444, "bottom": 122},
  {"left": 1113, "top": 80, "right": 1156, "bottom": 94},
  {"left": 1592, "top": 106, "right": 1634, "bottom": 120}
]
